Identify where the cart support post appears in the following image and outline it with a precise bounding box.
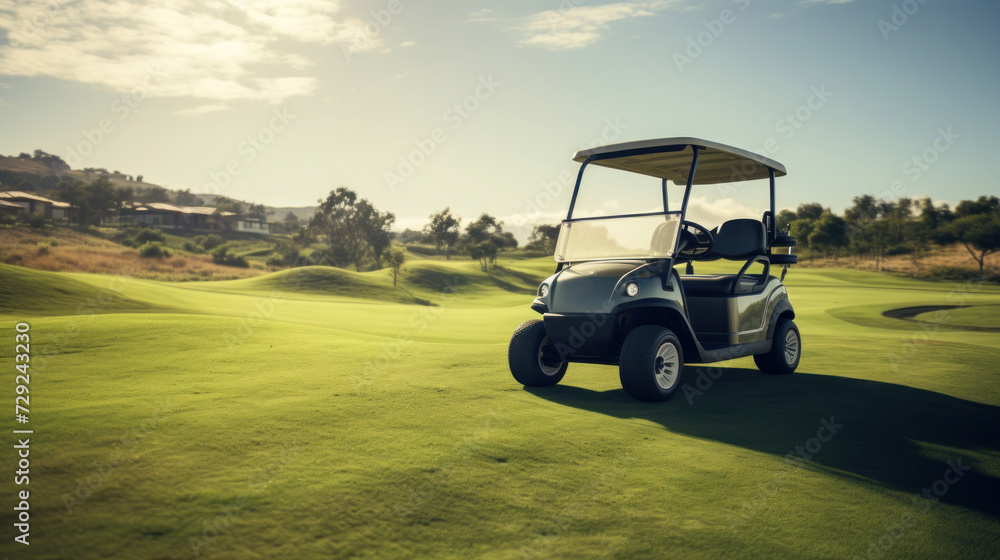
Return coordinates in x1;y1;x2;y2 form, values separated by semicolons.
680;146;700;219
566;157;592;220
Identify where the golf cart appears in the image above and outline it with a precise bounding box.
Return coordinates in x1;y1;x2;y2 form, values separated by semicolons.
508;137;800;401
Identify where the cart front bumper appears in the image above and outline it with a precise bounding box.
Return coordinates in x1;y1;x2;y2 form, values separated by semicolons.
542;312;617;362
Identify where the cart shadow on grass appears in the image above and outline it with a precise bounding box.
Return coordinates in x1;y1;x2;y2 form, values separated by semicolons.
526;367;1000;519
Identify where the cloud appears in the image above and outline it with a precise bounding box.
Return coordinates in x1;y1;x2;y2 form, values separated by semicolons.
175;103;230;117
0;0;384;104
508;1;684;50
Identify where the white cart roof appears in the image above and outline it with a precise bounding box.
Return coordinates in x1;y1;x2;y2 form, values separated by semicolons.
573;137;786;185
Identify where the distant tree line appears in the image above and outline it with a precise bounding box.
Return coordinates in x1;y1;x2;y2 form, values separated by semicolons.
778;195;1000;278
274;191;522;275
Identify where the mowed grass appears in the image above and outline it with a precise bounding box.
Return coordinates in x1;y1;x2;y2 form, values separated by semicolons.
1;259;999;559
913;305;1000;330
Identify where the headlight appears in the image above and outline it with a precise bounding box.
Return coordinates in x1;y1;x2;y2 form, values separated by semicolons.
624;282;639;297
538;283;549;298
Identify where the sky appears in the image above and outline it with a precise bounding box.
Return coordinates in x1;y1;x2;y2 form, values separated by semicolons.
0;0;997;238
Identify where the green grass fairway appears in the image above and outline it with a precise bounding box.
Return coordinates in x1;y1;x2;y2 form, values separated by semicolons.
913;305;1000;330
2;260;999;559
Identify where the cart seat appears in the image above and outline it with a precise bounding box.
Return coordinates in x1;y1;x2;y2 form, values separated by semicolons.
682;219;770;295
711;218;767;260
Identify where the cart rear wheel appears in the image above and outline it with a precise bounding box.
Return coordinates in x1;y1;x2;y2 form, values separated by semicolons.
754;318;800;374
619;326;684;402
508;320;567;386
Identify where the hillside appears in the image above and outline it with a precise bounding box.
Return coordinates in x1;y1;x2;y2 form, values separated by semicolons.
0;153;315;218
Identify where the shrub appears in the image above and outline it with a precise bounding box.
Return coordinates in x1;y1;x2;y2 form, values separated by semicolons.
138;242;171;259
211;245;248;268
134;228;165;244
201;234;224;251
266;239;302;268
181;241;203;253
266;254;284;267
926;266;979;281
28;214;46;229
36;242;51;255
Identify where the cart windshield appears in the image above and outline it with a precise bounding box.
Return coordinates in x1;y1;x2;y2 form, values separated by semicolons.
553;213;681;263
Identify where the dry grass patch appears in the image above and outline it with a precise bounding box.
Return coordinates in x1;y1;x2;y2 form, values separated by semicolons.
0;226;267;280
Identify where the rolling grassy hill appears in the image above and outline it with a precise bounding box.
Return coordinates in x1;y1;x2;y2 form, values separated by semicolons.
1;259;998;559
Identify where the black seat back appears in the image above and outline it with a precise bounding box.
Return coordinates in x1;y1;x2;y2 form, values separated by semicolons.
711;218;767;260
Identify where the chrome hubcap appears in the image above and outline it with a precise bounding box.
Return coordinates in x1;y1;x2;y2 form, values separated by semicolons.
538;337;561;376
784;329;799;366
654;342;680;390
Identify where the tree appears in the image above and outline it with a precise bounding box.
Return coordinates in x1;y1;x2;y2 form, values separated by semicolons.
266;238;302;268
56;178;92;225
55;177;118;226
527;224;560;253
115;186;134;211
284;212;300;228
307;187;367;271
86;177;119;225
776;209;798;231
789;218;815;250
386;244;406;286
355;199;395;269
32;149;69;172
175;189;204;206
844;195;894;270
247;203;269;221
214;197;244;217
395;229;424;244
795;202;826;222
464;213;515;272
955;195;999;218
142;186;171;203
137;175;144;183
807;213;848;259
944;213;1000;279
424;207;462;259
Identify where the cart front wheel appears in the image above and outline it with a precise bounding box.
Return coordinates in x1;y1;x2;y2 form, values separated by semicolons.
508;320;567;387
619;326;684;402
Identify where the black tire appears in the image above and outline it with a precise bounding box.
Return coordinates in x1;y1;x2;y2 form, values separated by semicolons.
753;317;801;374
508;320;567;387
619;326;684;402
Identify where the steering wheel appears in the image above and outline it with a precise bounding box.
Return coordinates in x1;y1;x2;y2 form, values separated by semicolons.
677;220;714;260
